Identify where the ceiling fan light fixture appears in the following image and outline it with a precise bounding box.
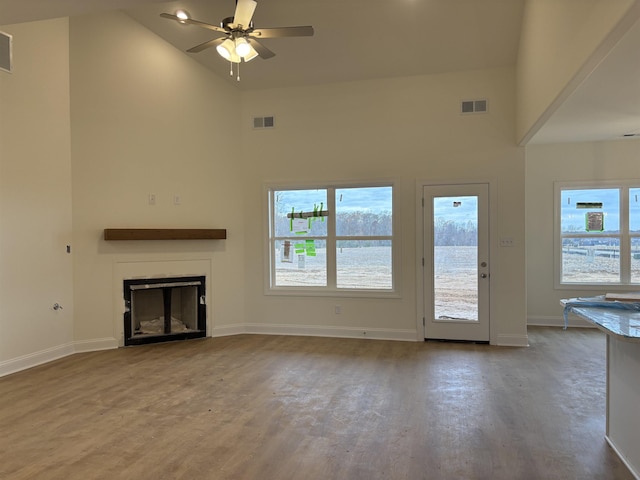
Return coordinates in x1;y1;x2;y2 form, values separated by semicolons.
175;10;190;23
235;37;251;57
216;38;236;60
242;44;259;62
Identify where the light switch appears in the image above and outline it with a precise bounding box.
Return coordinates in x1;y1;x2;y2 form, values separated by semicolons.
500;237;514;247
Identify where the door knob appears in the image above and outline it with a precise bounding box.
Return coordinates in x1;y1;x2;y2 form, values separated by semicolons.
480;273;488;278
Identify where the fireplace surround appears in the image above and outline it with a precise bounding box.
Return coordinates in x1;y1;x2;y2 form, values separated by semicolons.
123;275;206;346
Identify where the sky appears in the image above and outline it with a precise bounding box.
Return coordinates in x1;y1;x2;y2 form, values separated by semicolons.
274;186;392;215
433;196;478;224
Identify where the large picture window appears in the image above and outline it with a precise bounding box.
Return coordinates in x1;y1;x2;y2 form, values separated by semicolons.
267;183;396;294
556;182;640;286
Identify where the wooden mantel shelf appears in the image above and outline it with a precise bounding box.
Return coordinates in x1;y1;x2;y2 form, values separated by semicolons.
104;229;227;241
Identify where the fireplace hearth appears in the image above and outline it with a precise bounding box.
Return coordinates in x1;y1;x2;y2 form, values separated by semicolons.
123;275;206;346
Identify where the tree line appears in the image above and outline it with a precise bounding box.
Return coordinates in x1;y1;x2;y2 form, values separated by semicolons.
276;211;392;237
434;218;477;246
276;212;477;246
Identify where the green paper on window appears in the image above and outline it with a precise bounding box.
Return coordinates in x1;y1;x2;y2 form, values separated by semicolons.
295;243;305;254
305;239;316;257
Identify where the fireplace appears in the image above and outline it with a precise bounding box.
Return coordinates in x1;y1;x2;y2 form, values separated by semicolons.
123;275;206;346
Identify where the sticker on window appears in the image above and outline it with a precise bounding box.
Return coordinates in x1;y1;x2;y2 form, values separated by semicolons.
585;212;604;232
577;202;603;209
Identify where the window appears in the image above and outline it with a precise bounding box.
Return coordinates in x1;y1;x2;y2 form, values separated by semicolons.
267;183;396;294
556;182;640;286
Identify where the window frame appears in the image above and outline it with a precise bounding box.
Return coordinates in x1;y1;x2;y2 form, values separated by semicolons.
555;180;640;290
264;180;400;298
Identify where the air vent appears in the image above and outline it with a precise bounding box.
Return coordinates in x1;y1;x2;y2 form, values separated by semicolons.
460;99;488;115
0;31;12;73
253;115;275;129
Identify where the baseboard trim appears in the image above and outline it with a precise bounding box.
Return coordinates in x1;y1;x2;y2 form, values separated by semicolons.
74;337;118;353
606;435;640;480
9;322;540;377
0;342;75;377
528;315;594;328
211;324;247;337
244;323;418;341
496;333;529;347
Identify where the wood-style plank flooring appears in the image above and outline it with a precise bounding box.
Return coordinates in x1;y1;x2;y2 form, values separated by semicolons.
0;327;633;479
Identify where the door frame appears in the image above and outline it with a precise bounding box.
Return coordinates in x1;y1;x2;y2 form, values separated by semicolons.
415;178;498;344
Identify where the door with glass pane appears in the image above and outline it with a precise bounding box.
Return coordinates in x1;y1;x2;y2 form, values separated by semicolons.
423;184;489;342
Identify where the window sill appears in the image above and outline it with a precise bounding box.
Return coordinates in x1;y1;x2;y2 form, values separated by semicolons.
265;287;401;299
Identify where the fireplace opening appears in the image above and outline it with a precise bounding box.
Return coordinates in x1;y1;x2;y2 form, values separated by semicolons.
123;275;206;346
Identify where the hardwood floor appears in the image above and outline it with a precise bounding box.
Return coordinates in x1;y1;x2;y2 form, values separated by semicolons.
0;327;633;479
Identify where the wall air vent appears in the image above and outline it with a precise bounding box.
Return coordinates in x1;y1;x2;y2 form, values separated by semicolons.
460;99;488;115
253;115;275;129
0;31;12;73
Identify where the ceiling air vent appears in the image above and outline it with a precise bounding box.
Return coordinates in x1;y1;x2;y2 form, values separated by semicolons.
460;99;488;115
253;115;275;129
0;31;12;73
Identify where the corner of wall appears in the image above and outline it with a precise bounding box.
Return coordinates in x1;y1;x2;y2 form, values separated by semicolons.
516;0;640;144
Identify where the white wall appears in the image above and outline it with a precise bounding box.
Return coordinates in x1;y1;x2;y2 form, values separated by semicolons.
69;12;246;347
0;18;75;374
0;11;529;376
526;139;640;325
241;67;527;345
516;0;638;144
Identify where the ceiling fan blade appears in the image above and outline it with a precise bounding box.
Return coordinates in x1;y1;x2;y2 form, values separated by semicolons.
187;37;226;54
250;26;314;38
160;13;227;34
232;0;257;29
247;38;275;59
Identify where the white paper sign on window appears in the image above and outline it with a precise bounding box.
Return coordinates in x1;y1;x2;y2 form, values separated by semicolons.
291;218;308;234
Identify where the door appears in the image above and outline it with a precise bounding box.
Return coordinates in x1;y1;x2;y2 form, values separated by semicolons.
423;183;490;342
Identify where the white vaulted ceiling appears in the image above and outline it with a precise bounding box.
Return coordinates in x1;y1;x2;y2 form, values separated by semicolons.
1;0;526;91
3;0;640;144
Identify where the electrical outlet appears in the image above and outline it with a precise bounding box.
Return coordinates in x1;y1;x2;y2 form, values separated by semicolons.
335;305;342;314
174;195;181;205
148;193;156;205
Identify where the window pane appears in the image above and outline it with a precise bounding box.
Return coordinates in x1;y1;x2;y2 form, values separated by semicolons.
560;189;619;233
433;196;478;246
434;246;478;321
336;240;392;289
561;237;620;283
630;188;640;233
632;237;640;283
273;189;327;237
336;186;392;236
274;239;326;286
433;196;478;321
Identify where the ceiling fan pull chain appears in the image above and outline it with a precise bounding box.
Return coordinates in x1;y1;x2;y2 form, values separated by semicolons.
237;61;241;81
229;60;233;77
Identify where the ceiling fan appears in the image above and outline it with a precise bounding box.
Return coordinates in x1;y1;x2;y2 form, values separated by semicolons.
161;0;313;79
